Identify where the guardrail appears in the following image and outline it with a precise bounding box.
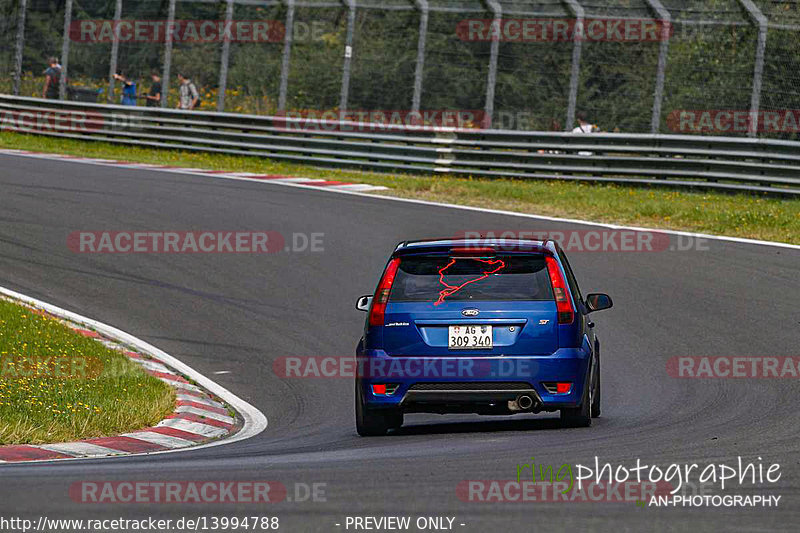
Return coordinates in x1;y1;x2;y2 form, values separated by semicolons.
2;95;799;196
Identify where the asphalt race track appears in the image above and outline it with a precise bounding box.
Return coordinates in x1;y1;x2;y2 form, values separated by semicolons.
0;153;799;532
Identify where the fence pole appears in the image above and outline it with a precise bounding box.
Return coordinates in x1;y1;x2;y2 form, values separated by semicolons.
161;0;176;107
107;0;123;104
217;0;235;112
411;0;429;113
59;0;74;100
560;0;584;130
339;0;356;113
12;0;27;96
278;0;295;111
737;0;768;138
644;0;670;133
483;1;501;129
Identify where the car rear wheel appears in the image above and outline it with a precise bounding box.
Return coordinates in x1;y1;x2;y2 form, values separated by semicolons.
591;353;601;418
560;359;595;428
355;381;403;436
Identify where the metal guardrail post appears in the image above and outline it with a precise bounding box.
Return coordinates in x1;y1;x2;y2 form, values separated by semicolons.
644;0;670;134
217;0;235;112
161;0;177;107
339;0;357;113
59;0;73;100
411;0;429;113
278;0;296;111
560;0;584;131
12;0;27;96
737;0;768;138
107;0;123;104
483;1;501;128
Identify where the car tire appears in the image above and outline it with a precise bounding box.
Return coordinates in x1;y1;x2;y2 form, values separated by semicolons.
355;380;403;436
591;349;601;418
560;360;594;428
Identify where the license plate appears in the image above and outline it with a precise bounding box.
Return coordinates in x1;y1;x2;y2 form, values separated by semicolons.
448;325;493;349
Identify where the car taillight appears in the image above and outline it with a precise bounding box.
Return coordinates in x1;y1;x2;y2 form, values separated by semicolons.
369;257;401;326
545;256;575;324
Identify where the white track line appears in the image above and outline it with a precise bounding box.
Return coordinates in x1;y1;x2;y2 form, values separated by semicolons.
159;167;208;173
201;169;800;250
2;149;794;250
330;183;388;191
340;196;800;251
0;285;268;463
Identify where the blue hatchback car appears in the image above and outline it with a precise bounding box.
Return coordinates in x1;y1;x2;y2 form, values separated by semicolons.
354;239;613;435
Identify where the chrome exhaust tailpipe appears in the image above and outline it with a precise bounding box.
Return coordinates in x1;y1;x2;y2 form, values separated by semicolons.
508;394;538;412
517;395;534;410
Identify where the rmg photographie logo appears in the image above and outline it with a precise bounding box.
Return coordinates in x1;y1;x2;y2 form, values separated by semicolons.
459;456;782;506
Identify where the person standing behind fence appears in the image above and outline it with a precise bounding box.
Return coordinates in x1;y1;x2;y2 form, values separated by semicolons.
144;71;162;107
572;111;598;134
572;111;599;156
41;57;62;100
113;72;137;106
176;73;200;110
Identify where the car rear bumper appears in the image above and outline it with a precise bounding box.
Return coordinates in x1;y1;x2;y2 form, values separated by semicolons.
356;346;591;413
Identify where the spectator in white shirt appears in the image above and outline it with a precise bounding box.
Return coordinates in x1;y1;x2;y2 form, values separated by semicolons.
571;111;598;155
572;111;597;133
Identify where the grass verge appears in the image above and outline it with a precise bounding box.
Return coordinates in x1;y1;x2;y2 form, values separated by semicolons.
0;298;175;445
1;131;798;244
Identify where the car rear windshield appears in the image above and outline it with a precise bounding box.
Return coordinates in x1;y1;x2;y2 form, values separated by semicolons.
389;254;553;303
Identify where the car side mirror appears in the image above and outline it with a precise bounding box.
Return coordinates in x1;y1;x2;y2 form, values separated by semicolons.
356;295;373;312
585;293;613;313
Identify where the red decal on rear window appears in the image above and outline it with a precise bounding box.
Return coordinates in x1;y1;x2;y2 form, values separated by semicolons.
435;258;506;306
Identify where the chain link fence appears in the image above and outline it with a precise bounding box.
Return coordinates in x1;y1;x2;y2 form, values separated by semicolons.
2;0;800;138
